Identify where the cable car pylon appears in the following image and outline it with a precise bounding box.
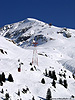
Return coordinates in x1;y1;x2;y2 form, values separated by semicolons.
32;39;38;66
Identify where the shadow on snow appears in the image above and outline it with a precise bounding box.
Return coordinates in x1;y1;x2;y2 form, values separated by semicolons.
38;96;46;100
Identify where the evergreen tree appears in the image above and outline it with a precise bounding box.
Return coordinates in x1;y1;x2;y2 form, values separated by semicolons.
0;74;3;86
5;93;10;100
32;96;35;100
2;72;5;82
63;73;66;78
45;69;47;76
30;62;32;66
0;74;2;82
52;79;56;88
18;89;20;96
72;74;75;79
30;67;34;71
8;74;14;82
46;88;52;100
59;72;62;77
59;78;62;85
51;70;55;78
54;74;57;80
0;81;3;86
48;70;51;78
63;80;68;88
1;88;4;93
51;71;57;80
41;78;45;84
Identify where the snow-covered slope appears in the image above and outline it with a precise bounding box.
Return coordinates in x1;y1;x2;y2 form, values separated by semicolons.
0;18;75;99
0;18;75;73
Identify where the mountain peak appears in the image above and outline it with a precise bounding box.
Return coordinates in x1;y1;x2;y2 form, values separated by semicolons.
27;18;39;21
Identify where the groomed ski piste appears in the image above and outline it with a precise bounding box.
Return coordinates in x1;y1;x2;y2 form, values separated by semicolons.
0;18;75;100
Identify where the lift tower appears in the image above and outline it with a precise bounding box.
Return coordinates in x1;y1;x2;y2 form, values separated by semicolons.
32;40;38;66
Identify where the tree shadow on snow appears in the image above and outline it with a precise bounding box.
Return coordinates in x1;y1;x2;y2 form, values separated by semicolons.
38;96;46;100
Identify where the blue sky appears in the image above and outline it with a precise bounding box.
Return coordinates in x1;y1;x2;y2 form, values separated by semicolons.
0;0;75;29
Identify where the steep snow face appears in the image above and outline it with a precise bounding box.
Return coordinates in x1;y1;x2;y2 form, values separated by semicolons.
0;18;75;99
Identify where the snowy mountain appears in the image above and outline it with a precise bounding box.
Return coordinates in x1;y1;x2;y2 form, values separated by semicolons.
0;18;75;100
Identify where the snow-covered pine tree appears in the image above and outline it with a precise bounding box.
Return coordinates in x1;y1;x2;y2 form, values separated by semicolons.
0;74;2;82
51;70;57;80
63;79;68;88
59;78;62;85
5;93;10;100
52;79;56;88
63;73;66;78
8;74;14;82
32;96;35;100
2;72;5;82
1;88;4;93
46;88;52;100
45;69;47;76
18;89;20;96
41;78;45;84
48;70;51;78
